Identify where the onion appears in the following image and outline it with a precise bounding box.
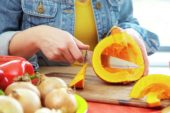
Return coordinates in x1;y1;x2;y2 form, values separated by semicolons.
51;109;63;113
34;108;51;113
37;75;67;99
0;96;23;113
45;88;77;113
35;108;62;113
5;82;40;97
8;88;41;113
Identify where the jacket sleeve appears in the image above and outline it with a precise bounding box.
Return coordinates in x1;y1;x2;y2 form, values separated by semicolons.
0;0;39;70
0;0;22;55
117;0;160;55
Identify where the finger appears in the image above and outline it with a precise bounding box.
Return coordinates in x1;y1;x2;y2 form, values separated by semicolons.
62;49;75;64
56;56;67;62
125;29;149;75
141;48;149;75
111;26;123;35
136;39;149;75
66;33;88;62
66;32;89;50
137;38;149;75
68;43;84;63
45;49;66;62
74;38;90;50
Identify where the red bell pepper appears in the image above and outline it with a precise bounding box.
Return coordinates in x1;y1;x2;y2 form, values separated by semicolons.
0;56;26;64
0;56;35;90
0;70;9;90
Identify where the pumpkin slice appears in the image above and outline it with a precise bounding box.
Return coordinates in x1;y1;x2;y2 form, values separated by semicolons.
145;92;161;107
130;74;170;107
69;63;88;89
92;27;144;83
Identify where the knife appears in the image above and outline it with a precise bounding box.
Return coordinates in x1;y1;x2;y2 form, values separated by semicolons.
108;56;139;69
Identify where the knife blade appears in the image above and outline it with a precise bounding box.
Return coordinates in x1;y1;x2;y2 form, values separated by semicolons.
108;56;139;69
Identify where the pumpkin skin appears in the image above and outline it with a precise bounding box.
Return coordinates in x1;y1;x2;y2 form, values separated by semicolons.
130;74;170;107
92;27;144;83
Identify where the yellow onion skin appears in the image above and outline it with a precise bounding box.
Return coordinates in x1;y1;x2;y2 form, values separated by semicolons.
45;88;77;113
8;88;41;113
0;96;24;113
38;76;67;100
5;82;40;97
35;108;62;113
35;108;52;113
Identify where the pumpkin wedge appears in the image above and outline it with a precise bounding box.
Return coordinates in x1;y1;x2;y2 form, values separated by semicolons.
92;27;144;83
130;74;170;107
69;63;88;89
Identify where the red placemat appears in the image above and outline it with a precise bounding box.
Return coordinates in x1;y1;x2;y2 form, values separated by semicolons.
87;102;161;113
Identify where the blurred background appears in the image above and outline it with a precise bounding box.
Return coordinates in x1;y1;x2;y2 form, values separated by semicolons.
133;0;170;68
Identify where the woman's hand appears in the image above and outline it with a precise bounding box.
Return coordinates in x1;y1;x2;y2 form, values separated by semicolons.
34;25;89;63
125;28;149;75
9;25;89;64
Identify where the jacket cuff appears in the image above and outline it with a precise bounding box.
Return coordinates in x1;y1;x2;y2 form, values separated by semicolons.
0;31;17;55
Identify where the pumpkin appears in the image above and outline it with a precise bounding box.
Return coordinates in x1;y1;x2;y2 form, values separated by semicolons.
69;63;88;89
130;74;170;107
92;27;144;83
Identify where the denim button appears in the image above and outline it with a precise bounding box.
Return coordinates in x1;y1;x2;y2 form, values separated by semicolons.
96;2;102;9
37;1;44;14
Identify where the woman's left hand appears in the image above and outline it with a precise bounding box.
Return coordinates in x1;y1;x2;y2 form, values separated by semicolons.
125;28;149;75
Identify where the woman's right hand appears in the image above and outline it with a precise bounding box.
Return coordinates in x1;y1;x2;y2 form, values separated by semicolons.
10;25;89;64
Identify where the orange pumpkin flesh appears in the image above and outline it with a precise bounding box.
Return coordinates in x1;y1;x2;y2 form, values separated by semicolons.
69;63;88;89
92;27;144;83
130;74;170;107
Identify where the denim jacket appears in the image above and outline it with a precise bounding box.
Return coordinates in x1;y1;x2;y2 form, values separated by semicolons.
0;0;160;67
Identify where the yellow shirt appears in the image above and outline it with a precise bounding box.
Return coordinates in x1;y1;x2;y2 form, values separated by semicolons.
74;0;98;50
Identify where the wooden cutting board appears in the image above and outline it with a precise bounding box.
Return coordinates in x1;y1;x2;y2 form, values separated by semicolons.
39;66;170;108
